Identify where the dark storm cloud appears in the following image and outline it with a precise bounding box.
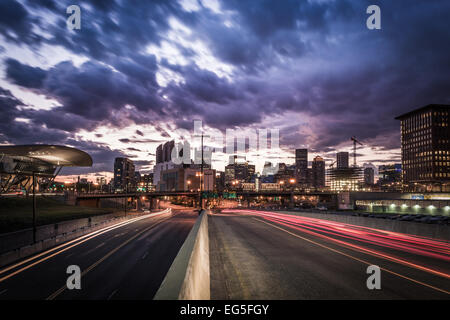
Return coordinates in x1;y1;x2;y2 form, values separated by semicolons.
0;1;41;44
180;65;241;104
133;160;154;166
0;87;128;174
38;0;182;61
5;59;46;88
0;87;67;144
0;0;449;171
5;58;164;131
28;109;98;133
61;138;128;174
119;138;163;144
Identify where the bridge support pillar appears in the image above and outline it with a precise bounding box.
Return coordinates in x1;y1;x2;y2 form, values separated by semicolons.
150;197;160;210
149;197;158;210
136;197;142;210
289;193;294;209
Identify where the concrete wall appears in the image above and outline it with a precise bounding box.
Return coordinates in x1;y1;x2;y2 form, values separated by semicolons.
154;210;210;300
0;211;126;254
0;209;172;267
279;211;450;241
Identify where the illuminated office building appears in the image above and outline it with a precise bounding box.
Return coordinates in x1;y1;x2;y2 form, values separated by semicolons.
395;104;449;192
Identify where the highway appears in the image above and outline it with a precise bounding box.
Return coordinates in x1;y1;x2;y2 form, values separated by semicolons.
210;209;450;299
0;210;197;300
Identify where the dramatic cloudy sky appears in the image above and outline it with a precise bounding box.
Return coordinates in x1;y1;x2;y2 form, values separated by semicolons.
0;0;449;180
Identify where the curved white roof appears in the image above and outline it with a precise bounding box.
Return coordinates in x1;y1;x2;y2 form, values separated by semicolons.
0;145;92;167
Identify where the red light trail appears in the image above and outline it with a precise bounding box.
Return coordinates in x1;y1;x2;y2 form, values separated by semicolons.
222;209;450;281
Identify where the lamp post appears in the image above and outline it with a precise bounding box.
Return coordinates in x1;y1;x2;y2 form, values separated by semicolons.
289;178;296;209
32;171;37;243
200;133;204;211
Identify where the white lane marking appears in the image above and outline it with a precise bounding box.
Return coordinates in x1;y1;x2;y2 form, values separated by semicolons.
65;253;74;259
0;210;172;281
46;214;175;300
96;242;105;248
113;232;127;238
141;251;148;260
107;289;118;300
0;289;7;295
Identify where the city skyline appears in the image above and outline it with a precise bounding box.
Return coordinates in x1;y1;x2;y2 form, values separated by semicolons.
0;1;449;304
1;1;450;181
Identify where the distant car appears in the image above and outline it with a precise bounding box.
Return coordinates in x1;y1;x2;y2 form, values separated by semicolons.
143;209;151;213
387;215;400;220
317;206;328;211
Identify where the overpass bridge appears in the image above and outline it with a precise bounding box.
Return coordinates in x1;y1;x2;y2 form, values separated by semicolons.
70;191;337;210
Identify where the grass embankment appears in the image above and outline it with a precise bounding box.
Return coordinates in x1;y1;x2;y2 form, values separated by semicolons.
0;196;117;234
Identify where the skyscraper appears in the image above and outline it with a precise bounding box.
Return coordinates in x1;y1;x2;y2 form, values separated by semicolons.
295;149;308;185
163;140;175;162
364;167;375;185
154;140;176;189
224;156;256;187
156;144;163;164
395;104;450;192
114;157;135;192
337;152;349;169
312;156;325;189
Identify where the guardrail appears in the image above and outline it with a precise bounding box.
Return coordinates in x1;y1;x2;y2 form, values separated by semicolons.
154;210;210;300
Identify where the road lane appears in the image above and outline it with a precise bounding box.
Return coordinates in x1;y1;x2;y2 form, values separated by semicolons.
210;210;450;299
56;212;196;300
0;210;197;300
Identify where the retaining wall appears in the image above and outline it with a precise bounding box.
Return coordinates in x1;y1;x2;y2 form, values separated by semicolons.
0;209;172;267
279;211;450;241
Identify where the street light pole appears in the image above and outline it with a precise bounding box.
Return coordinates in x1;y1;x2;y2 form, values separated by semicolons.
200;133;204;211
32;171;36;243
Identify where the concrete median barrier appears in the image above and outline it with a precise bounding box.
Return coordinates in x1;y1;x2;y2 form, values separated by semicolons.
154;210;210;300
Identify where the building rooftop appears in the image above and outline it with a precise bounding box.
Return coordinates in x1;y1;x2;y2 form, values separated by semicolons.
395;104;450;120
0;145;92;167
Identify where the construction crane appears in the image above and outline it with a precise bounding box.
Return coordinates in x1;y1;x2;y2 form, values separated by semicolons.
350;136;363;167
329;160;337;168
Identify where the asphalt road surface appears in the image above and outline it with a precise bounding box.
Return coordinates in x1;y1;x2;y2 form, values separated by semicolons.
0;210;197;300
210;209;450;299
